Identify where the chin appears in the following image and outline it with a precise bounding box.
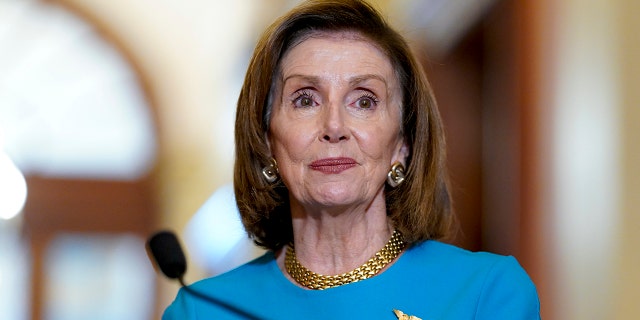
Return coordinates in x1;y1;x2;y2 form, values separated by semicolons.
311;186;367;207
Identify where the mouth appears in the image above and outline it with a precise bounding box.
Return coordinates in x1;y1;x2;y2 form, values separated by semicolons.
309;157;357;174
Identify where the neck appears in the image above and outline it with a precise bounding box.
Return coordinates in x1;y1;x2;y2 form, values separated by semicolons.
287;197;394;276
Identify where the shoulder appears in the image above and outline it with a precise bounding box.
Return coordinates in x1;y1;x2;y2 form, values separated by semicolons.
406;241;527;276
407;240;536;288
409;240;504;264
402;241;540;319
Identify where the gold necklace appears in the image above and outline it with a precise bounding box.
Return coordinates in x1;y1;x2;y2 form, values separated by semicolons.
285;230;406;290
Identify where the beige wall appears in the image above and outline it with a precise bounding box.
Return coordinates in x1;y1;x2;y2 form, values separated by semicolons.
616;0;640;317
549;0;640;318
60;0;250;228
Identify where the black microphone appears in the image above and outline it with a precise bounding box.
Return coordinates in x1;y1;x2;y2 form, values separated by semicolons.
146;230;261;319
147;230;188;285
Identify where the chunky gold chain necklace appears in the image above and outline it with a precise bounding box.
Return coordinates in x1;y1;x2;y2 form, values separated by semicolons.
285;230;406;290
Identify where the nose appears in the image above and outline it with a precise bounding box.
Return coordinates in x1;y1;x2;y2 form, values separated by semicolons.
320;103;349;143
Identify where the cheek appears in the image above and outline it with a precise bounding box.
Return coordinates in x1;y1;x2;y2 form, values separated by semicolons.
269;126;312;161
357;124;402;158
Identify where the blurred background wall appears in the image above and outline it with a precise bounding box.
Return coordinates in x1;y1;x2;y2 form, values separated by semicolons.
0;0;638;319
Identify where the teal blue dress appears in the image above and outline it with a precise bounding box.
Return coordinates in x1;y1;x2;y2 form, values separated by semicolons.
163;241;540;319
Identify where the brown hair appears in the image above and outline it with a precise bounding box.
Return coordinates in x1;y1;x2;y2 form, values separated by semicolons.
234;0;452;251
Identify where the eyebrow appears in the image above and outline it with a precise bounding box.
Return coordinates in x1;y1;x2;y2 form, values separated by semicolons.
282;74;321;87
348;74;388;87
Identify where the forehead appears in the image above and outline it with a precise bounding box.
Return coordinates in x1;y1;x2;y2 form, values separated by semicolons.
278;31;397;82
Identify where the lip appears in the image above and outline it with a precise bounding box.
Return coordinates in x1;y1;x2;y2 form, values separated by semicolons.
309;157;357;174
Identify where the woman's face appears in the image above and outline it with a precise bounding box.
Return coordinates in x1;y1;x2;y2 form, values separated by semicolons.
268;33;408;212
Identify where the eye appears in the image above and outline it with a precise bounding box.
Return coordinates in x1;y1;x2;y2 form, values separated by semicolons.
292;90;317;108
354;94;379;109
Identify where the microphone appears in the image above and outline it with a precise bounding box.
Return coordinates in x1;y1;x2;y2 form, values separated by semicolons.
146;230;261;319
147;230;188;285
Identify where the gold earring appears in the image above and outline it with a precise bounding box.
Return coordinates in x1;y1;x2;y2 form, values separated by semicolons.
387;162;405;187
262;158;279;183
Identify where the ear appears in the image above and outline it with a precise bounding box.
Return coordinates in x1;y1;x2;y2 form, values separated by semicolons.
393;138;410;166
265;132;273;155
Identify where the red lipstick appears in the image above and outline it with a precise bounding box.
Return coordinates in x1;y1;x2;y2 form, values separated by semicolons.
309;157;357;174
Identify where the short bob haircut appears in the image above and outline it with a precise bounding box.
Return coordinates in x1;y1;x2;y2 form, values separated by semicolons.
234;0;452;251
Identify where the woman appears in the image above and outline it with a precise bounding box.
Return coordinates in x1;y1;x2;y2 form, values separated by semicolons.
164;0;540;319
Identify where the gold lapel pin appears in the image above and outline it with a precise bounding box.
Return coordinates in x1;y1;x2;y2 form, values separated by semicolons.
393;309;422;320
